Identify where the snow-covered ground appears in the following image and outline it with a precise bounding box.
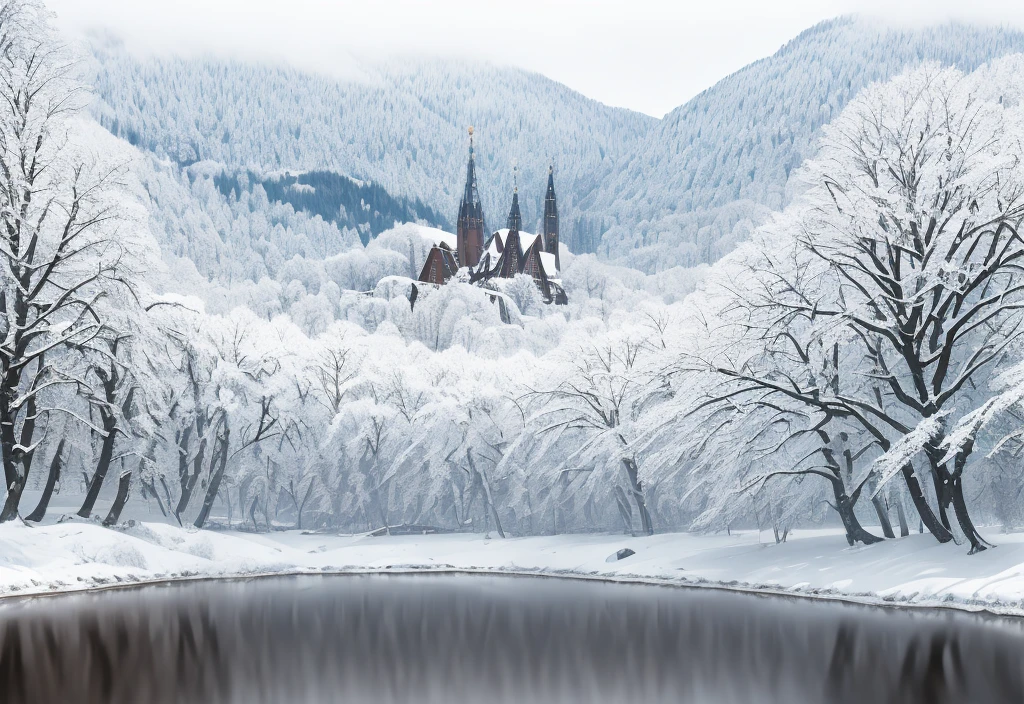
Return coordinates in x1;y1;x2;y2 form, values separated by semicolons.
5;519;1024;614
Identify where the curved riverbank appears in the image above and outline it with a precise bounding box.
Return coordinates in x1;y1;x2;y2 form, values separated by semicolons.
4;520;1024;617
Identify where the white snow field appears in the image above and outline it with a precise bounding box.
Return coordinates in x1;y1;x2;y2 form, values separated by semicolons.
5;520;1024;615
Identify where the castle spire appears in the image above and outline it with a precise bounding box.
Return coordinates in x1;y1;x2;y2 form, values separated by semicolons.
456;126;486;269
506;162;522;231
543;162;559;271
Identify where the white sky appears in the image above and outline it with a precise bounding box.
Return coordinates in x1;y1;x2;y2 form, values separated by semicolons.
47;0;1024;118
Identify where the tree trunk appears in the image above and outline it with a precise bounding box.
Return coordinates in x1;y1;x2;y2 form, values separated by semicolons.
296;478;316;531
194;426;229;529
836;492;883;545
943;438;991;554
466;450;504;538
78;412;117;518
143;479;169;518
175;423;206;522
25;440;65;522
171;424;192;523
0;471;25;522
929;468;953;531
895;498;910;537
0;395;18;499
248;495;259;530
871;495;896;539
621;458;653;536
900;463;953;543
0;393;35;522
949;477;991;554
159;478;175;519
102;466;133;527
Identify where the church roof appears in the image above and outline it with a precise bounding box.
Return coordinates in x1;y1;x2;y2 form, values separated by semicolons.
482;229;559;278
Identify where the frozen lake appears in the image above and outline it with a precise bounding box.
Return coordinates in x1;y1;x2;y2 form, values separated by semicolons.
1;574;1022;703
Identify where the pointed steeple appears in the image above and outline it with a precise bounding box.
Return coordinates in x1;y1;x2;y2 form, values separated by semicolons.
506;163;522;231
456;126;486;269
543;163;559;271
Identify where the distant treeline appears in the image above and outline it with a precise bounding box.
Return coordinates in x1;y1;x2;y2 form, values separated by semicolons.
216;170;450;245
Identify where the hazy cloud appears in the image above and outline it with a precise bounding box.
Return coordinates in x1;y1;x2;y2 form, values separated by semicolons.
47;0;1024;117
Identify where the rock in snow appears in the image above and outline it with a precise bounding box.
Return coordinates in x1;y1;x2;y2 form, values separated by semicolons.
606;548;636;563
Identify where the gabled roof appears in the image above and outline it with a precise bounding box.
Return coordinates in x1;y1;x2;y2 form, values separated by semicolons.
417;241;460;285
480;229;558;278
495;228;523;278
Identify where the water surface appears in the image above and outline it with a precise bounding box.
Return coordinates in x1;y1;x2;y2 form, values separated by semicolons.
0;574;1022;703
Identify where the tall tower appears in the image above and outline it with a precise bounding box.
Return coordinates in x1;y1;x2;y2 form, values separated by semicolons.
506;164;522;231
543;164;559;271
456;126;486;269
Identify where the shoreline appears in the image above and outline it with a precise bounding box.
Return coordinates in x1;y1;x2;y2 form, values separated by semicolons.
4;561;1024;621
5;521;1024;618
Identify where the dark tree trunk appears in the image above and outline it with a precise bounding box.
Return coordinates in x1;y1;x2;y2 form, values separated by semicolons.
194;426;229;529
78;411;117;519
900;463;953;543
0;471;24;522
103;467;133;527
0;395;18;497
831;481;882;546
930;467;953;531
949;479;991;554
945;438;991;554
25;440;65;522
820;425;878;546
871;495;896;539
0;390;37;522
171;424;192;523
175;420;206;522
248;495;259;530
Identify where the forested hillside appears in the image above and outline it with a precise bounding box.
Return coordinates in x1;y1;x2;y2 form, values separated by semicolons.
593;18;1024;271
218;170;449;245
89;18;1024;270
89;46;653;254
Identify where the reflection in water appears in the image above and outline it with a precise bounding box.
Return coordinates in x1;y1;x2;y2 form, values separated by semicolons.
0;574;1022;703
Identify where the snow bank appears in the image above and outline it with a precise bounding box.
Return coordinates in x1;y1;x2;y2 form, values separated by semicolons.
4;522;1024;614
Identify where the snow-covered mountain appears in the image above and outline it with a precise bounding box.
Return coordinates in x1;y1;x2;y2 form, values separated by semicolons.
592;17;1024;271
89;17;1024;272
89;46;654;255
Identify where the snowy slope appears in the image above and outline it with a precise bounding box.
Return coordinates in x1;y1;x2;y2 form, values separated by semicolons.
592;18;1024;271
5;522;1024;615
88;46;654;255
88;18;1024;271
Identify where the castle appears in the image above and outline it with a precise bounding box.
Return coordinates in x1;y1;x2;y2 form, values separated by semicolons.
417;127;567;306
